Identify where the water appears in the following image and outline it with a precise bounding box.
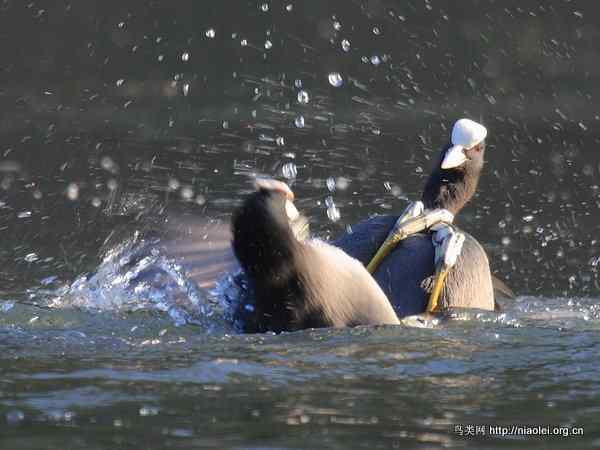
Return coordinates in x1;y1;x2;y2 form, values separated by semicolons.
1;0;600;448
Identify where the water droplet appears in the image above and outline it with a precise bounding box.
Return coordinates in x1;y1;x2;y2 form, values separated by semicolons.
501;236;511;246
297;90;309;104
294;79;302;89
341;39;351;52
264;40;272;49
181;52;190;62
294;116;305;128
100;156;117;173
91;197;102;208
24;253;39;263
222;121;229;129
333;21;341;31
180;185;194;200
522;215;534;222
286;4;293;11
182;83;190;96
118;22;125;28
139;406;159;417
260;3;269;12
168;178;180;191
116;79;124;87
195;194;206;205
205;28;215;39
373;26;381;35
276;136;285;146
282;162;297;179
327;205;341;222
240;39;248;47
107;179;118;191
336;177;350;191
370;55;381;65
326;177;336;191
328;72;343;87
17;211;32;219
66;183;79;200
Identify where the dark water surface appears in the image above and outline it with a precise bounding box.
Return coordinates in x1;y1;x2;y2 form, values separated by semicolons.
1;0;600;448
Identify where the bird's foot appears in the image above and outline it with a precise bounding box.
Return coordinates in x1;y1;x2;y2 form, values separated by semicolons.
426;225;465;313
366;206;455;273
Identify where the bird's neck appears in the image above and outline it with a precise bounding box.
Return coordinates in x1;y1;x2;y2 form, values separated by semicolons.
232;192;298;283
421;167;480;215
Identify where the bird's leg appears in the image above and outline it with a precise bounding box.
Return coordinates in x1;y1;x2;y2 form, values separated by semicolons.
426;225;465;313
366;203;454;273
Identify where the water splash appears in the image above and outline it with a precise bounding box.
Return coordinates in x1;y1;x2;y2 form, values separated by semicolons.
50;233;228;330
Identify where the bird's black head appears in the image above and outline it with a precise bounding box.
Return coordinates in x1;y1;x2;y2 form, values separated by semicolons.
421;140;486;215
231;180;298;281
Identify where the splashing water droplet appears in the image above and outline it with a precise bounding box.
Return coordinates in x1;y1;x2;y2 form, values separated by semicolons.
195;194;206;205
336;177;350;191
276;136;285;146
24;253;39;263
341;39;351;52
168;178;180;191
264;40;272;49
333;21;341;30
294;116;305;128
282;162;297;179
260;3;269;12
1;302;15;313
116;79;124;87
205;28;215;39
326;177;336;192
373;26;381;35
107;179;118;191
181;52;190;62
328;72;343;87
66;183;79;200
180;185;194;200
182;83;190;96
240;39;248;47
327;205;341;222
297;90;309;104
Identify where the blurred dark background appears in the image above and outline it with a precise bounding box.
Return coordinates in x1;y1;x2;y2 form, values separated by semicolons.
0;0;598;297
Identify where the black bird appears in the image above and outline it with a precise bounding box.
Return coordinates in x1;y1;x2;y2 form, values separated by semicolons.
231;179;400;333
334;119;510;317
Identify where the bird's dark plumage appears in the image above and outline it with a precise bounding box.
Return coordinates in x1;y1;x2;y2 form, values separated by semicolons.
334;139;502;315
232;185;399;333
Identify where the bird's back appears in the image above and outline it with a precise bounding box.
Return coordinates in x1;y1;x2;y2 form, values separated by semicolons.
333;215;495;316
